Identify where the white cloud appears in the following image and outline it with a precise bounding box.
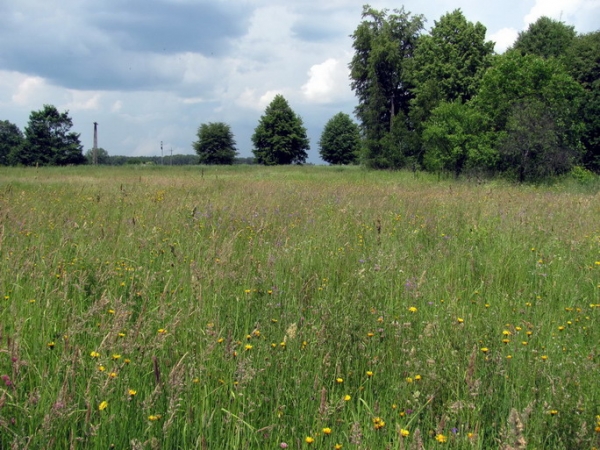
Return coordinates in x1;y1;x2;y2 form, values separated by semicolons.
11;75;46;105
236;88;281;111
489;27;519;53
524;0;600;28
302;58;351;104
63;90;101;111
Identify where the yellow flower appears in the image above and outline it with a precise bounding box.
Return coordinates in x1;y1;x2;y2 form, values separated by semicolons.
334;445;342;450
128;389;137;396
109;372;117;378
480;347;489;354
98;401;108;411
112;354;121;360
502;330;511;336
435;434;447;443
322;427;332;435
148;414;161;421
541;355;548;361
408;306;417;313
90;351;100;358
366;371;374;377
367;332;374;337
107;309;115;314
457;317;464;323
98;365;106;372
405;377;413;383
47;342;55;349
336;377;343;384
344;395;351;401
305;436;315;444
414;374;422;381
244;344;253;351
372;417;385;429
549;410;558;416
400;429;410;437
158;328;167;334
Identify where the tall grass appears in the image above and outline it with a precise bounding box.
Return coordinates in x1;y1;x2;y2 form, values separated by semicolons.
0;165;598;449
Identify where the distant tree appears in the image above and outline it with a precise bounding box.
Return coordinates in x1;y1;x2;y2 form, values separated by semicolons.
252;95;309;165
512;16;576;59
85;147;110;165
13;105;85;166
0;120;24;165
422;101;497;177
349;5;425;168
319;113;361;165
193;122;237;165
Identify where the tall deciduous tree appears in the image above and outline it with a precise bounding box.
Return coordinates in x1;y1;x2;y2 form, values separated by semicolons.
319;112;361;165
349;5;424;168
411;10;494;126
512;16;576;59
0;120;23;165
252;95;309;165
193;122;238;165
15;105;84;166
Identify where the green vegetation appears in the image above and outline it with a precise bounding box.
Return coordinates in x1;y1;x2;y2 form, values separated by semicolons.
1;165;598;449
193;122;238;165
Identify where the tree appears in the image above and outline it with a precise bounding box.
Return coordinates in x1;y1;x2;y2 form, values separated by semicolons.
13;105;85;166
252;95;309;165
349;5;424;168
193;122;237;165
499;100;576;182
0;120;23;165
410;10;494;126
422;101;497;177
319;112;361;165
512;16;576;59
85;147;110;165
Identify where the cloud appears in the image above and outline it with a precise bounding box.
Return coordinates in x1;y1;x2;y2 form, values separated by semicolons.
302;58;351;104
11;76;46;105
524;0;600;29
236;88;281;111
488;27;520;53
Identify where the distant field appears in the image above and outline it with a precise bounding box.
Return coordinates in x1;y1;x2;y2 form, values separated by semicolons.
0;165;599;449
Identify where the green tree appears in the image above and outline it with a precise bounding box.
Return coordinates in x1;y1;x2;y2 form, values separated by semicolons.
85;147;110;165
474;53;584;179
422;101;497;177
14;105;85;166
564;31;600;172
411;10;494;126
319;112;361;165
252;95;309;165
349;5;424;168
512;16;576;59
193;122;238;165
0;120;23;165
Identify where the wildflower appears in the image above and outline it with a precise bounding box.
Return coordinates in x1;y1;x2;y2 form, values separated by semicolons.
158;328;167;334
405;377;413;383
457;317;464;323
90;351;100;358
322;427;332;435
549;410;558;416
124;358;131;364
244;344;253;351
109;372;117;378
280;443;288;449
148;414;161;421
98;401;108;411
366;371;373;377
435;434;447;443
541;355;548;361
47;342;55;349
344;395;351;401
305;436;315;444
336;377;344;384
502;330;511;336
107;309;115;314
367;332;375;338
400;429;410;437
502;339;510;344
217;337;224;343
112;354;121;360
372;417;385;429
280;342;286;348
334;445;343;450
408;306;417;313
480;347;489;354
98;365;106;372
506;355;512;360
128;389;137;396
414;374;422;381
118;332;126;337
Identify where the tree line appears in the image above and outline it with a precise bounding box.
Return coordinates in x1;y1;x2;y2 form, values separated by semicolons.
2;8;598;182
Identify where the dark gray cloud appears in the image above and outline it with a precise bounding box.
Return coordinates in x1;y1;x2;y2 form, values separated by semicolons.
0;0;252;91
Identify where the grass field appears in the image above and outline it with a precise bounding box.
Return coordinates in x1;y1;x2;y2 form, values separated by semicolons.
0;165;599;449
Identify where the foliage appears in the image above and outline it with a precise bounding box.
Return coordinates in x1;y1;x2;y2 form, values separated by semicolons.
319;112;361;165
512;16;576;59
193;122;238;165
349;5;424;168
422;101;497;176
85;147;110;165
410;10;494;126
12;105;85;166
252;95;309;165
0;120;23;165
0;166;598;449
498;99;577;182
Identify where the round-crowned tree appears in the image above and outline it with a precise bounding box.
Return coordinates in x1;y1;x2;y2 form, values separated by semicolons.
252;95;309;165
193;122;238;165
319;112;361;165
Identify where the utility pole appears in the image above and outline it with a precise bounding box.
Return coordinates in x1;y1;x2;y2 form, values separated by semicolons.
93;122;98;165
161;141;163;165
170;147;173;166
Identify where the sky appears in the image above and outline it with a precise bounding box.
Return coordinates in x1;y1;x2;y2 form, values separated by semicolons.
1;0;598;163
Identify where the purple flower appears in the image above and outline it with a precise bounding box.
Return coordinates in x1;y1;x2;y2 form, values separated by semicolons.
1;374;12;387
451;427;459;434
280;443;288;448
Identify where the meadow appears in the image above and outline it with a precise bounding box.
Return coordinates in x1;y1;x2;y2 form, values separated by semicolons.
0;165;598;449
